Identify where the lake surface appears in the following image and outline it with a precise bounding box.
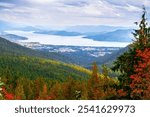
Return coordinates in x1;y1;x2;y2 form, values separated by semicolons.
5;30;130;47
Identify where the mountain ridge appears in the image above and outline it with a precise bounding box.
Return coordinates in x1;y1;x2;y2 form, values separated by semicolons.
84;29;133;42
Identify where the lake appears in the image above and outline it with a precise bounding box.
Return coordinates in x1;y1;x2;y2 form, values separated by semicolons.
5;30;130;47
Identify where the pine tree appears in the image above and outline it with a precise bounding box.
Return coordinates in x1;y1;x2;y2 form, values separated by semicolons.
49;81;63;99
132;7;150;49
15;84;26;100
102;64;110;78
87;63;104;99
23;79;34;100
34;77;45;99
112;7;150;99
38;84;49;100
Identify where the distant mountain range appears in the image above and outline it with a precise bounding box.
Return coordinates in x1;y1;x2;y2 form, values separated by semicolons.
0;20;134;42
0;20;41;31
84;29;133;42
33;29;133;43
65;25;131;33
34;29;133;42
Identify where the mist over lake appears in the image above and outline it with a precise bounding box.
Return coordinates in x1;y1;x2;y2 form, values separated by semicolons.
5;30;130;47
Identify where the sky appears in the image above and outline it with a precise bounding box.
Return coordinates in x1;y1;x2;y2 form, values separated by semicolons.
0;0;150;28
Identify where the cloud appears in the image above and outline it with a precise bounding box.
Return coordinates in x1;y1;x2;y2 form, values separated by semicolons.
61;0;89;7
0;2;15;10
0;0;149;27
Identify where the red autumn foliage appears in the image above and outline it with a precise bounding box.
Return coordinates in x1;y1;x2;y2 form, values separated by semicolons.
2;87;14;100
130;48;150;99
117;89;127;97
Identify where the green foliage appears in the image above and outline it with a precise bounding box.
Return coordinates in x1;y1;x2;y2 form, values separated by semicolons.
0;60;119;100
132;7;150;49
112;7;150;99
0;56;90;81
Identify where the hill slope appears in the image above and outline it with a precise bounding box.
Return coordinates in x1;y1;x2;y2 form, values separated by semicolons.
95;46;129;66
84;29;133;42
0;37;73;63
0;56;91;81
0;37;91;81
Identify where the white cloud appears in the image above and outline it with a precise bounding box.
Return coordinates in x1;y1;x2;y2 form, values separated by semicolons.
0;0;149;27
0;2;15;8
125;4;141;12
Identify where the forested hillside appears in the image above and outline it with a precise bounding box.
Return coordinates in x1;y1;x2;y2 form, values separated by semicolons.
0;38;118;100
0;56;91;81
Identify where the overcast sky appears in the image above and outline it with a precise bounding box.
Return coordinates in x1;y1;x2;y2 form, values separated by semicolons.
0;0;150;27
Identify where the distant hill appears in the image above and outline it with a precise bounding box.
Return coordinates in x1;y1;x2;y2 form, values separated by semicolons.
18;26;41;31
0;37;73;63
34;30;81;36
84;29;133;42
65;25;130;33
0;34;28;41
95;46;129;66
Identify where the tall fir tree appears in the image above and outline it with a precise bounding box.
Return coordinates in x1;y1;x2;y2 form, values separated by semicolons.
15;83;25;100
88;63;104;99
38;84;49;100
112;7;150;99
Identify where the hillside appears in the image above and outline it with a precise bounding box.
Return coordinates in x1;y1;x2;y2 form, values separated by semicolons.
0;37;73;63
0;56;91;81
0;37;91;80
0;34;28;41
84;29;133;42
95;46;129;66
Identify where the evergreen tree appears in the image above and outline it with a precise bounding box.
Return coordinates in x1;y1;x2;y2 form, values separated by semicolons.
88;63;104;99
132;7;150;49
49;81;63;100
15;83;26;100
34;77;45;99
24;79;34;100
38;84;49;100
112;7;150;99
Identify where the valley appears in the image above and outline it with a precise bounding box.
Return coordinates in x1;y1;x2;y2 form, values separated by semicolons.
19;43;121;68
0;29;131;68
